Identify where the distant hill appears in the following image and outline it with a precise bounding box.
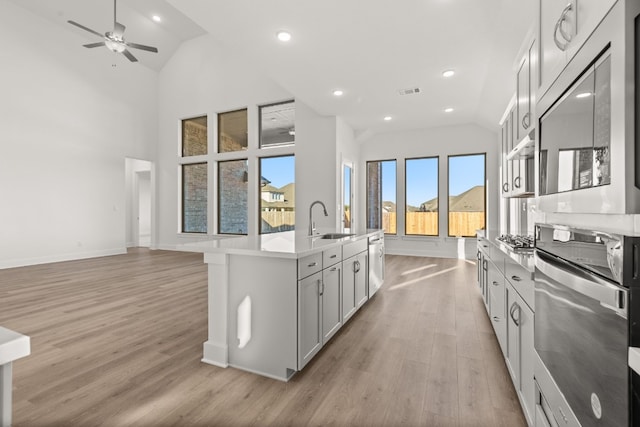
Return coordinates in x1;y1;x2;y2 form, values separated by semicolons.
419;185;484;212
382;201;396;212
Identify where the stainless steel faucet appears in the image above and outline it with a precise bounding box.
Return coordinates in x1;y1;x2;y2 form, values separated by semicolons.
308;200;328;236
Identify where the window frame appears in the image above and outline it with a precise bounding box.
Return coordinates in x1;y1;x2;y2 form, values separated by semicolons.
181;162;208;234
258;100;296;149
447;152;486;237
404;156;439;237
217;108;248;153
217;158;249;235
258;154;296;235
365;159;397;236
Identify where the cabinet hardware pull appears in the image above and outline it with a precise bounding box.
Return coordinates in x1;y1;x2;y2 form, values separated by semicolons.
483;260;488;271
511;275;522;282
493;316;500;322
330;267;337;272
513;176;521;189
492;281;499;286
308;262;318;267
553;3;573;51
503;182;509;193
522;112;530;129
318;280;324;296
510;302;521;326
330;254;337;258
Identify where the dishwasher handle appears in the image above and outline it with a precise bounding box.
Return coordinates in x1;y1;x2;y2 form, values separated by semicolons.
535;249;627;315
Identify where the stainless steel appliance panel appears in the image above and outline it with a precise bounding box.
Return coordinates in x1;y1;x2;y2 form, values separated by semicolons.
535;224;629;427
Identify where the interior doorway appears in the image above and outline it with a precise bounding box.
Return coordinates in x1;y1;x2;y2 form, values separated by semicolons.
125;158;153;248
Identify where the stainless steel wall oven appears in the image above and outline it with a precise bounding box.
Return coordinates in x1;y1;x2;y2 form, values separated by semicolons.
534;223;640;426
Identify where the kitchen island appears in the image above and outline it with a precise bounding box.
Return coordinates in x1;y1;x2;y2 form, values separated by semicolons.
182;229;384;381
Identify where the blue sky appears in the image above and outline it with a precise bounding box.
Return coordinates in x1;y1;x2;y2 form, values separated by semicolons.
259;153;485;204
381;154;485;206
261;155;294;188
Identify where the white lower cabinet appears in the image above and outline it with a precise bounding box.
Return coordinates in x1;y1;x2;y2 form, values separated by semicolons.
322;264;342;342
298;271;322;369
343;251;368;322
506;282;535;426
488;261;507;354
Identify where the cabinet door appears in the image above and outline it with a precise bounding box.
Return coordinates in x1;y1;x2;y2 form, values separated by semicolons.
354;252;368;308
509;109;521;194
342;257;357;322
501;123;510;197
488;262;507;355
570;0;617;60
519;294;536;425
298;271;322;369
516;39;534;142
322;264;342;343
539;0;575;91
506;284;520;388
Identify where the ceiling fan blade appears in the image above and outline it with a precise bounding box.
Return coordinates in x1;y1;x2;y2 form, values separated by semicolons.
122;49;138;62
113;22;126;38
68;20;104;38
126;42;158;53
83;42;105;48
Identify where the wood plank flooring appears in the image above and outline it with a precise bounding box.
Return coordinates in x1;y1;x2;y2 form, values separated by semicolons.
0;249;526;426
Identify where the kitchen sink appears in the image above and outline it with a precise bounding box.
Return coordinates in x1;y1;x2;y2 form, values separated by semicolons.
317;233;354;239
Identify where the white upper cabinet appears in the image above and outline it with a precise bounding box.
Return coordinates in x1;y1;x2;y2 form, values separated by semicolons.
539;0;617;95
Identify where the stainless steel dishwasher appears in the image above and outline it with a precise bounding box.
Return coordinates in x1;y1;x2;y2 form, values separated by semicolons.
368;234;384;297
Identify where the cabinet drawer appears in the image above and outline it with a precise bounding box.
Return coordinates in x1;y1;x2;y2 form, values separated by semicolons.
298;252;322;279
343;239;367;259
505;257;534;309
323;246;342;268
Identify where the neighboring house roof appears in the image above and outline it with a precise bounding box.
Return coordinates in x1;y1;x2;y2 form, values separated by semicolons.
262;182;295;209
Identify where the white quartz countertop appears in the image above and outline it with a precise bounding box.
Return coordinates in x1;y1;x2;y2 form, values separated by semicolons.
0;327;30;365
180;229;384;259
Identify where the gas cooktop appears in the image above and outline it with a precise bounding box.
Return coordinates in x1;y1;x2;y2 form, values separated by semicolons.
496;234;534;252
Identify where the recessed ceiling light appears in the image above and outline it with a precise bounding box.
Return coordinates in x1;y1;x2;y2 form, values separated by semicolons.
152;15;161;23
276;31;292;42
333;89;344;97
444;107;454;113
383;116;392;121
442;69;455;78
575;92;592;98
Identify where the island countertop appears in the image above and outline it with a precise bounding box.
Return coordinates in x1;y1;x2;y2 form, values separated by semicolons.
180;229;384;259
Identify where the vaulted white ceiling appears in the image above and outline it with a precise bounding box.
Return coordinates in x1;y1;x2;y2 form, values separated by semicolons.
8;0;537;138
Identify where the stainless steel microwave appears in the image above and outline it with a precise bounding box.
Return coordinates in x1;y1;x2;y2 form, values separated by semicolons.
535;0;640;214
539;49;611;196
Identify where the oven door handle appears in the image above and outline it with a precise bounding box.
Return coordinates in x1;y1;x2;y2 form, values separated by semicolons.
535;249;627;315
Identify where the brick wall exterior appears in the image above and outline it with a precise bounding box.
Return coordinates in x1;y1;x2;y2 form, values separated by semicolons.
219;160;248;234
182;163;208;233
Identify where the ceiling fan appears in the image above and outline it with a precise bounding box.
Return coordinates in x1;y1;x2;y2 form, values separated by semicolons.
67;0;158;62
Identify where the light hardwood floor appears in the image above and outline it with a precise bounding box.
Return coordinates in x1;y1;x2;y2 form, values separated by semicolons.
0;249;526;426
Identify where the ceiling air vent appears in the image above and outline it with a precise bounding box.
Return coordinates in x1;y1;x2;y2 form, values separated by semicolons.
398;87;421;96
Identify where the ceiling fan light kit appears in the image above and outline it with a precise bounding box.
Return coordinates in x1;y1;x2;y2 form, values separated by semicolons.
67;0;158;63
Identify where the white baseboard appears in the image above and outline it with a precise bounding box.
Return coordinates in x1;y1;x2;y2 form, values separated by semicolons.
0;248;126;270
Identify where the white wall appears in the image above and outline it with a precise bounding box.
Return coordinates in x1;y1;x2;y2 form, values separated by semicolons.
0;1;158;268
360;124;499;259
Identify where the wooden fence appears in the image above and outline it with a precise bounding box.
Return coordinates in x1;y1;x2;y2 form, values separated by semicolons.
261;210;484;237
382;212;484;236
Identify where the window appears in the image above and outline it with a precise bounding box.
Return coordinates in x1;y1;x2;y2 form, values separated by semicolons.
182;163;208;233
259;155;295;234
366;160;397;234
448;153;486;237
182;116;207;156
218;159;248;234
405;157;438;236
181;116;208;233
259;101;295;148
218;109;248;153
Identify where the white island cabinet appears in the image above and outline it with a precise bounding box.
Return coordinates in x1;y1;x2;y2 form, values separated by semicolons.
182;230;384;381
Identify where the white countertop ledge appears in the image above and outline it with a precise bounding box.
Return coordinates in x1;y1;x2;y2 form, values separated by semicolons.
0;327;31;365
179;229;383;259
629;347;640;375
